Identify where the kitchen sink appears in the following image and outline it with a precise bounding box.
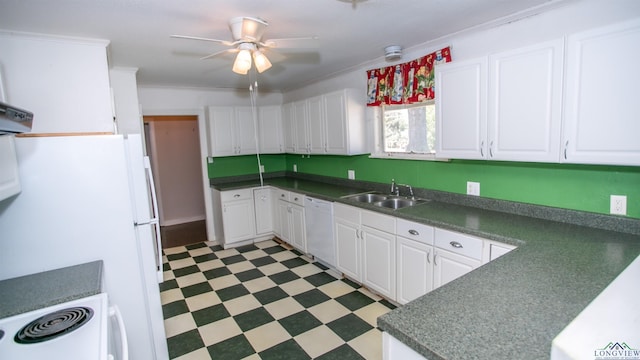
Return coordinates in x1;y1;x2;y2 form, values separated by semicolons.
373;198;424;209
342;191;428;209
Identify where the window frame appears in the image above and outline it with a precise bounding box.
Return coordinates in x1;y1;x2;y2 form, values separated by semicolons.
370;100;446;161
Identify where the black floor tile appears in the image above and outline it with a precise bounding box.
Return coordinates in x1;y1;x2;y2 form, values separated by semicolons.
268;270;300;285
291;249;304;256
181;281;213;298
193;253;218;263
206;334;256;360
313;261;330;270
167;329;205;359
209;244;224;252
235;244;260;253
216;284;250;302
203;266;231;280
172;264;201;278
334;291;375;311
159;278;178;292
162;299;190;319
293;289;331;308
278;310;322;337
235;268;265;282
253;286;289;305
304;272;337;287
192;303;230;327
379;298;397;310
221;254;247;265
326;313;373;342
259;339;311;360
263;245;287;254
233;307;275;332
341;278;362;289
162;262;171;271
166;252;190;261
315;343;365;360
251;256;278;267
281;257;309;269
186;242;207;250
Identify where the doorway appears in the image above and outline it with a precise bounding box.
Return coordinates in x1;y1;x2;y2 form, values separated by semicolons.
144;115;207;248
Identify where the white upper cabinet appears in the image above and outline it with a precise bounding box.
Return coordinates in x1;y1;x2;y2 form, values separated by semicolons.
562;19;640;166
436;39;564;162
258;105;283;154
283;89;366;155
0;136;21;202
436;57;488;160
487;39;564;162
207;106;257;156
281;103;296;153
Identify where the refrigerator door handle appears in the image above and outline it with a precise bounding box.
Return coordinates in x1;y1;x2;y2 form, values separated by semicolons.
143;156;163;283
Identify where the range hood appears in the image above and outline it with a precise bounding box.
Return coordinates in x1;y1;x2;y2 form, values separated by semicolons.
0;101;33;134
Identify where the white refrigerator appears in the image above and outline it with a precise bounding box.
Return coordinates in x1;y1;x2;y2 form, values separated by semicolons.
0;134;169;360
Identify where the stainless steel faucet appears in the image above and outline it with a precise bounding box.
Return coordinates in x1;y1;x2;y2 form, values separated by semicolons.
390;179;399;196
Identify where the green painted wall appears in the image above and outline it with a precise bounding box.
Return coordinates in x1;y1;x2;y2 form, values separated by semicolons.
209;154;640;219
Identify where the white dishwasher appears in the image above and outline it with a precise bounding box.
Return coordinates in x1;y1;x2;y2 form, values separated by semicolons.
304;197;335;267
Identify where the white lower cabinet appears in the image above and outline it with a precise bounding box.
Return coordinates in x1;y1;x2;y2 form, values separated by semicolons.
253;187;274;236
361;210;396;300
433;228;483;288
221;188;256;245
334;203;362;282
276;189;307;252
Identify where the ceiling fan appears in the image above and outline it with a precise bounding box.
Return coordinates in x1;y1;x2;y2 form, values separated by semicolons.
171;16;318;75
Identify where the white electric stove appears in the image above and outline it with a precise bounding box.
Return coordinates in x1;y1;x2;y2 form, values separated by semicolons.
0;293;127;360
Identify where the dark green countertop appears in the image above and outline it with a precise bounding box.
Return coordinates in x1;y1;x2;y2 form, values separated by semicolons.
212;176;640;359
0;261;103;318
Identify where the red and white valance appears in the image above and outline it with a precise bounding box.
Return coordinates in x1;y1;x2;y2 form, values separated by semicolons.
366;46;452;106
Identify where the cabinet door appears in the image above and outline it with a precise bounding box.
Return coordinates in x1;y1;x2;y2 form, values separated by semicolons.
0;135;21;201
362;226;396;299
277;200;291;242
290;204;306;252
436;57;488;160
433;248;480;289
324;90;349;154
293;100;309;154
396;237;433;305
258;105;283;154
222;199;256;244
235;107;258;155
307;95;325;153
488;39;563;162
254;188;273;235
281;103;296;153
208;106;236;156
562;19;640;165
334;217;361;282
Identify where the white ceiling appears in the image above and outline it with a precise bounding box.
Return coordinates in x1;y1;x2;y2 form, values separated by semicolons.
0;0;567;92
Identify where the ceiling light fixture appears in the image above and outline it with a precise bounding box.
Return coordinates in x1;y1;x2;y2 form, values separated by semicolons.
384;45;403;61
252;50;272;73
232;47;253;75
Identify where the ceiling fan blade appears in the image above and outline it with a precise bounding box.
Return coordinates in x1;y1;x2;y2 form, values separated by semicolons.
170;34;235;46
262;36;319;49
200;48;237;60
261;48;286;63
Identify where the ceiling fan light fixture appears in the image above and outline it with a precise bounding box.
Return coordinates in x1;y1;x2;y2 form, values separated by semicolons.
253;50;272;73
232;49;252;74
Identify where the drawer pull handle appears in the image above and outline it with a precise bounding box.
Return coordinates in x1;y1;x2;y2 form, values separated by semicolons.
294;197;299;201
450;241;463;248
408;229;419;236
234;194;241;198
281;194;286;197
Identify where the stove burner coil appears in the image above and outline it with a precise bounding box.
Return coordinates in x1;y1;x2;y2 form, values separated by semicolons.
14;307;94;344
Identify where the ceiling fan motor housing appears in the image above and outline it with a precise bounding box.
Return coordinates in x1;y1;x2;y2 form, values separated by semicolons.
230;16;268;42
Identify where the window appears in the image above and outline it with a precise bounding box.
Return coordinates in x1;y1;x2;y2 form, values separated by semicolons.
381;102;436;156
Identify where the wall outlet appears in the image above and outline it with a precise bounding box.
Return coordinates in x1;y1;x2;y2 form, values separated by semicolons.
610;195;627;215
293;164;297;172
467;181;480;196
259;165;265;173
207;157;214;164
348;169;355;180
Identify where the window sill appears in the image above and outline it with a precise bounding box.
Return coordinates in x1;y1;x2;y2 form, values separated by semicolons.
369;152;450;161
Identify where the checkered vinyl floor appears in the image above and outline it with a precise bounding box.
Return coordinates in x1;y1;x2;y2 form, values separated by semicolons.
160;240;396;360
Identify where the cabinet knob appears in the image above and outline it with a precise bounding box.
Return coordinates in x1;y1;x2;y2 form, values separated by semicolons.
408;229;419;236
450;241;463;248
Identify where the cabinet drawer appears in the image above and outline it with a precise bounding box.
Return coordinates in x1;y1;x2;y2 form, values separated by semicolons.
221;188;253;202
289;192;305;206
396;219;434;245
334;203;360;224
275;189;290;202
435;228;483;260
361;210;395;233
